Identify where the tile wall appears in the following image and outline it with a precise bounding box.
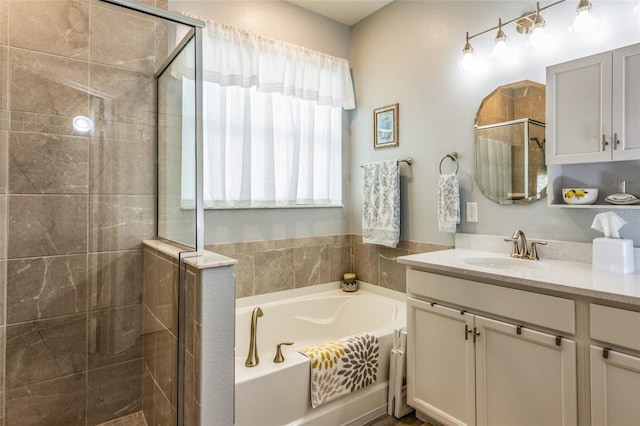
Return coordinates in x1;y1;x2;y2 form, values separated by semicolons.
207;234;451;298
142;245;202;426
0;0;160;423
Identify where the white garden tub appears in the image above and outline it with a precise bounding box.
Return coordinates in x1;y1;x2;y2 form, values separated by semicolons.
235;282;406;426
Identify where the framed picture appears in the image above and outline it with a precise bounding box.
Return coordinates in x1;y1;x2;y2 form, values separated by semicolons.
373;103;399;149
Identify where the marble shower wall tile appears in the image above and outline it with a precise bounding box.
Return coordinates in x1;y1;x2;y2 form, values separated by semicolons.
143;249;177;333
89;195;155;252
89;137;155;196
9;0;89;60
0;261;4;325
155;328;177;408
90;63;155;126
9;48;88;117
6;254;87;323
7;194;87;258
88;305;142;369
0;46;7;110
9;131;89;194
142;366;155;426
5;373;86;426
90;4;156;73
89;250;142;310
5;313;87;389
86;359;142;425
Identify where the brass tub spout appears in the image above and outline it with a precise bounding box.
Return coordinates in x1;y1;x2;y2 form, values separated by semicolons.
245;307;263;367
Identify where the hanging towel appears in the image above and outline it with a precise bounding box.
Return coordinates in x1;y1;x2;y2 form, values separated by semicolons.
299;333;380;408
362;160;400;247
438;173;460;233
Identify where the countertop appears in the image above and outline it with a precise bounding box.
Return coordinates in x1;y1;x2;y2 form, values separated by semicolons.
398;248;640;306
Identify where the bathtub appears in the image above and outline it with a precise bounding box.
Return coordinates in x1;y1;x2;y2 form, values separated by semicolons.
235;282;406;426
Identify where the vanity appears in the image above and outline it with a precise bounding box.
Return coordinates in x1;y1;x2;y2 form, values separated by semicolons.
398;243;640;426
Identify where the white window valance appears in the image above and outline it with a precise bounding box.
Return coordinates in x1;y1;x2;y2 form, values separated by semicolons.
200;21;356;110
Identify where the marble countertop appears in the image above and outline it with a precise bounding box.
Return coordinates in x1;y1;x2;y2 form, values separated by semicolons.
398;248;640;306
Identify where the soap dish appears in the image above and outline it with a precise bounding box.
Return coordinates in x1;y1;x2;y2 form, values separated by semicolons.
605;192;640;205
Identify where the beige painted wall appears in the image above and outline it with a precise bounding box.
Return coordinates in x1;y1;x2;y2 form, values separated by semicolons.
350;1;640;246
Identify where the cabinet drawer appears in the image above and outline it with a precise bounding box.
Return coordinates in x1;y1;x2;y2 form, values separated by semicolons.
407;269;575;334
590;304;640;351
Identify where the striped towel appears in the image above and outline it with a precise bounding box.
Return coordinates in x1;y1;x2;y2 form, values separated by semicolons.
298;333;380;408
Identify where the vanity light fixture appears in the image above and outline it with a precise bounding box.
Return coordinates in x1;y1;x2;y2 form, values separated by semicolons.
460;0;603;69
492;18;513;62
571;0;600;33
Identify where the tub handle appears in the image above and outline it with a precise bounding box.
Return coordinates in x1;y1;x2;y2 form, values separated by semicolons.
274;342;294;363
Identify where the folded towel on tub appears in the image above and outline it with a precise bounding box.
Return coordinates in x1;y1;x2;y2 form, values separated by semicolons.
298;333;380;408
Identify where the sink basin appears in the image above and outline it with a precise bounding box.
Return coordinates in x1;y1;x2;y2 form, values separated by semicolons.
463;256;545;271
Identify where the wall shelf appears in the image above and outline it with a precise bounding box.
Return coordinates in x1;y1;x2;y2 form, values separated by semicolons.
547;161;640;210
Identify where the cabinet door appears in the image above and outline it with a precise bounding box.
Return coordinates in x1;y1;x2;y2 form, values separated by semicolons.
590;345;640;425
407;298;476;426
612;43;640;161
475;316;577;426
547;51;613;165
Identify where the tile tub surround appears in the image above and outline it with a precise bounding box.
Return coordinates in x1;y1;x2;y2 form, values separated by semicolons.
206;234;451;297
142;240;237;426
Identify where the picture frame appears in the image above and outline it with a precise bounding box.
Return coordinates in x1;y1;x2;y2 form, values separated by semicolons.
373;103;399;149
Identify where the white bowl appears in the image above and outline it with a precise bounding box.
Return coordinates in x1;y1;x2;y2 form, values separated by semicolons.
562;188;598;205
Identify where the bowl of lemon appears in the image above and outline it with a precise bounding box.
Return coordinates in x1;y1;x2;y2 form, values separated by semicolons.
562;188;598;205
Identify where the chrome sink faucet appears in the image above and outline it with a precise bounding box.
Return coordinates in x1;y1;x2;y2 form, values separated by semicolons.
245;307;263;367
504;230;547;260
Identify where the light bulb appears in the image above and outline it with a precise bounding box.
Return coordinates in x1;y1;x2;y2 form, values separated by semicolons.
458;32;477;71
528;5;551;50
72;115;94;135
459;49;477;71
571;0;600;33
492;19;512;62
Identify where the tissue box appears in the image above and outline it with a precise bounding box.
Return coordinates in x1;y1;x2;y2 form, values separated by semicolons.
593;237;635;274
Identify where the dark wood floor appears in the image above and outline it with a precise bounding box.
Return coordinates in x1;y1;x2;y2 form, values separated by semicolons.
365;411;431;426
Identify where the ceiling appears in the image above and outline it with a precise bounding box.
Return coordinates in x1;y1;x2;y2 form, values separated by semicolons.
286;0;394;26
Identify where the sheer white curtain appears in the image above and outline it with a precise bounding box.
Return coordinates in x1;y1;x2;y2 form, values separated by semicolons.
185;21;355;208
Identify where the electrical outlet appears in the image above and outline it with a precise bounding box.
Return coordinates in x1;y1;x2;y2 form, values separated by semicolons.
467;202;478;222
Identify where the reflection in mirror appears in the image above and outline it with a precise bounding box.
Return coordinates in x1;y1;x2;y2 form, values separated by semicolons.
475;80;547;205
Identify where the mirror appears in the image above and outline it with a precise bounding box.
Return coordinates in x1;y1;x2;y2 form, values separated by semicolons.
475;80;547;205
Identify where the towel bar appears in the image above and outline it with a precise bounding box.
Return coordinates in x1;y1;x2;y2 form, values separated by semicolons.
360;157;413;168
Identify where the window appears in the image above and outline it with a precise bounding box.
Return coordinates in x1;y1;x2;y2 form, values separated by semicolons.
181;21;355;209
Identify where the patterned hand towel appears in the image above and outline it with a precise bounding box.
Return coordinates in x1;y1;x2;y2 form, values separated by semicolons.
362;160;400;247
299;333;380;408
438;173;460;233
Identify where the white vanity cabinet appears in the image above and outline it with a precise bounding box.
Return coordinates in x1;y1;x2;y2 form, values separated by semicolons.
406;269;578;426
546;43;640;165
589;304;640;425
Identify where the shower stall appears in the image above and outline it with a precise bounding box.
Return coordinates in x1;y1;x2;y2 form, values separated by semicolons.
0;0;213;424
